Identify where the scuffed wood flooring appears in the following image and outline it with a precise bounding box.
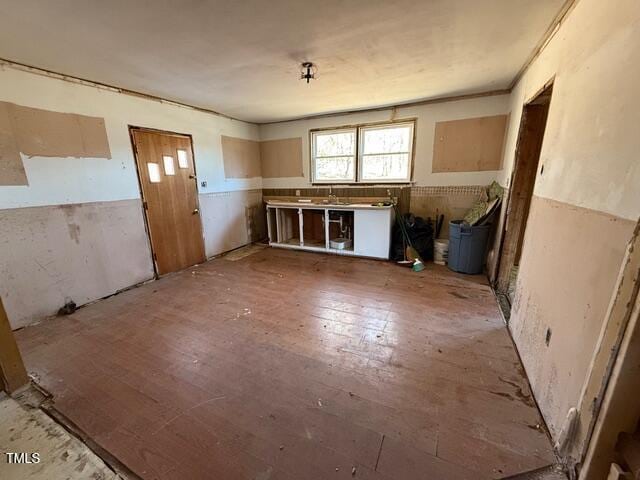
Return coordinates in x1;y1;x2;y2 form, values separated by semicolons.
16;248;555;479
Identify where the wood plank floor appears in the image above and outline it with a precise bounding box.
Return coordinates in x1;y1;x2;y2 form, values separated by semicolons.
16;248;555;479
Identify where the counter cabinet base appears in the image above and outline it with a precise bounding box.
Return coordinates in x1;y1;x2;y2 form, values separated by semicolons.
266;204;392;260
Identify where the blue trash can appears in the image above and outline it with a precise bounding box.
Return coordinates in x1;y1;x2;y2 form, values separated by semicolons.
448;220;491;274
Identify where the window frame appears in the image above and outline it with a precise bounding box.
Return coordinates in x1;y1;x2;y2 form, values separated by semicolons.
310;127;358;184
309;119;416;185
357;121;415;184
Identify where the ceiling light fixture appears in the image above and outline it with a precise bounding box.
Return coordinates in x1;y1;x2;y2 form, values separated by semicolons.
300;62;317;83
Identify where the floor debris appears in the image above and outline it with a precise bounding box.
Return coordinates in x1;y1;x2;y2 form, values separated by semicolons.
223;244;266;262
500;464;567;479
0;390;122;479
57;300;76;316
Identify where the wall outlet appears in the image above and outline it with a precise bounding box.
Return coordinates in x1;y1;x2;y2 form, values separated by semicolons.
295;189;300;196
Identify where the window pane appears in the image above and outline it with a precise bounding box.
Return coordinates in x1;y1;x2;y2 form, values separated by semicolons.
315;156;354;181
163;155;175;175
147;162;161;183
177;149;189;169
315;132;355;156
361;153;409;180
363;126;411;154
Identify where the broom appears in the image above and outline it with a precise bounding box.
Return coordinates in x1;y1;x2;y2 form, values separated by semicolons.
393;205;425;272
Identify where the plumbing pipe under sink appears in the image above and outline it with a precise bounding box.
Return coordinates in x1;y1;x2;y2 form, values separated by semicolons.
328;213;352;248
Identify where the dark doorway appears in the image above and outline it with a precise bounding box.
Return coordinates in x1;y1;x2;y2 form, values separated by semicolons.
495;82;553;308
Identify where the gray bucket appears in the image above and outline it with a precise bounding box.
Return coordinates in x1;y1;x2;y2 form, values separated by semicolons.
448;220;491;274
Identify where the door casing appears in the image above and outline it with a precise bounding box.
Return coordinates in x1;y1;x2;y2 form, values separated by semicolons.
494;81;553;295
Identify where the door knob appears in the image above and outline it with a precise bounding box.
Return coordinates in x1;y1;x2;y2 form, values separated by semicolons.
192;208;199;214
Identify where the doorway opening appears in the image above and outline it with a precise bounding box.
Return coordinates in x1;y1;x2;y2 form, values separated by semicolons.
495;82;553;313
129;127;206;276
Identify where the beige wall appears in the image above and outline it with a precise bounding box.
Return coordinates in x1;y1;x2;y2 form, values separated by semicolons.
199;190;265;258
497;0;640;443
498;1;639;221
258;95;510;189
510;197;635;437
0;67;261;209
0;66;262;329
0;200;154;329
258;94;510;233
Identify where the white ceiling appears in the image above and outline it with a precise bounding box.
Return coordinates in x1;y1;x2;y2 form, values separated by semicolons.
0;0;565;123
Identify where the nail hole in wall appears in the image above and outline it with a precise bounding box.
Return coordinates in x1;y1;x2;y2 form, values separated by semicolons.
545;327;552;346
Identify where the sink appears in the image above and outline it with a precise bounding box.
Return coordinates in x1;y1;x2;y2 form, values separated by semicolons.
312;200;351;206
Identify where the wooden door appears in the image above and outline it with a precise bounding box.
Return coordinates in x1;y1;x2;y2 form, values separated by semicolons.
131;128;205;275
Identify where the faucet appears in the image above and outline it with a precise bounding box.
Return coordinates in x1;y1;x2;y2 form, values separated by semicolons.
328;185;338;204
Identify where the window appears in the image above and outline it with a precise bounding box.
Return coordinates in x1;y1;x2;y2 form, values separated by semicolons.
311;128;357;183
359;122;413;183
177;149;189;169
147;162;161;183
162;155;175;175
310;121;414;184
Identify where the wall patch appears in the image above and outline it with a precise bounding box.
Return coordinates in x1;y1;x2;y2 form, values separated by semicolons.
260;137;303;178
432;114;507;173
221;135;261;179
0;101;112;186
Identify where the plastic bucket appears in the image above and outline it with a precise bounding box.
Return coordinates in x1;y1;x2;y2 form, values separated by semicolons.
434;239;449;265
448;220;491;274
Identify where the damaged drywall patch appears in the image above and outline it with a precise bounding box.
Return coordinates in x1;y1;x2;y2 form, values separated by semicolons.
0;101;28;185
221;135;261;179
432;114;507;172
221;136;304;180
6;101;112;159
0;101;111;185
260;137;303;178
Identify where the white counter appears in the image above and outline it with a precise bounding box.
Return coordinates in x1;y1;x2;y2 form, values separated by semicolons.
266;201;394;259
266;200;393;211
